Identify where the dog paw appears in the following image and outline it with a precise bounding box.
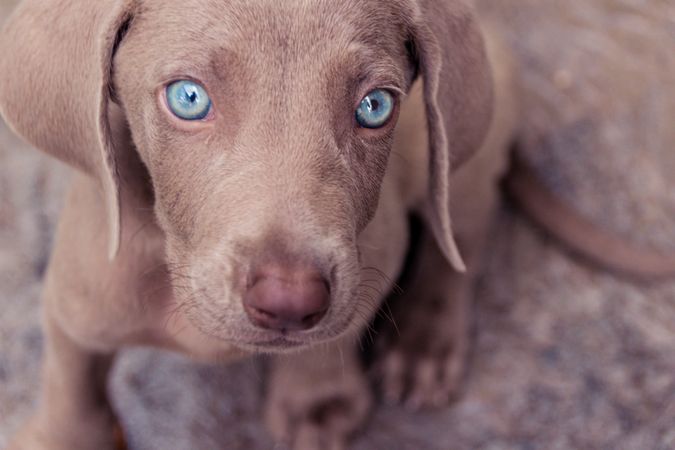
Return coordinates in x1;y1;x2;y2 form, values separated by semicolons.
372;294;469;410
376;331;467;409
265;360;372;450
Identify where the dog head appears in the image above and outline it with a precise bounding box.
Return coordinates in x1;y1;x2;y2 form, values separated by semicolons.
0;0;492;351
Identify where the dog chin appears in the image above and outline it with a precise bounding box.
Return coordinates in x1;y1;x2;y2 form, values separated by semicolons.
235;326;347;354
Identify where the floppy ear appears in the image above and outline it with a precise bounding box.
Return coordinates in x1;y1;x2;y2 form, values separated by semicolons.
408;0;494;271
0;0;137;259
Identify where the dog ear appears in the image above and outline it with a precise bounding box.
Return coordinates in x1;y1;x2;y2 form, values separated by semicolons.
0;0;137;260
407;0;493;271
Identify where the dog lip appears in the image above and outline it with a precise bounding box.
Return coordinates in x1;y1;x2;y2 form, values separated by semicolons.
250;336;306;349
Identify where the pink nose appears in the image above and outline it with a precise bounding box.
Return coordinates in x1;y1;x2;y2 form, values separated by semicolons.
244;265;330;331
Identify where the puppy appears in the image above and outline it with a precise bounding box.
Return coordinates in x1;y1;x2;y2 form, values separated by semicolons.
0;0;507;448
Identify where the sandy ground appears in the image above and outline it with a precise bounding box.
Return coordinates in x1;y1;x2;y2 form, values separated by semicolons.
1;1;675;449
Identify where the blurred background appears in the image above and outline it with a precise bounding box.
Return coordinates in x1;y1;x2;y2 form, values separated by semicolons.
1;1;674;449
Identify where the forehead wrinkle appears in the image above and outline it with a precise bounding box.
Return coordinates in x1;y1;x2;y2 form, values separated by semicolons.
140;0;410;80
203;0;377;55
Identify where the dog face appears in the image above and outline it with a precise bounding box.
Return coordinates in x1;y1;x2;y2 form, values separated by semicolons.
113;0;414;349
0;0;492;352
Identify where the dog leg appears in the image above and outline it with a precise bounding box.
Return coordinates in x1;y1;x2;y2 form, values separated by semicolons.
8;309;119;450
374;228;476;409
375;26;517;405
265;336;372;450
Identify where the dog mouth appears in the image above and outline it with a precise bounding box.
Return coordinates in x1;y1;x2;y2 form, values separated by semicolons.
238;291;362;352
240;320;349;352
249;336;306;350
169;287;352;352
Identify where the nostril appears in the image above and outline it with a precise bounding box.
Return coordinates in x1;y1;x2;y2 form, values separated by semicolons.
248;306;276;322
321;278;331;295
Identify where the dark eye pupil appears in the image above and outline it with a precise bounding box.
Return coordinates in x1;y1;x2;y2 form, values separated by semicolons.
187;90;197;103
365;97;380;112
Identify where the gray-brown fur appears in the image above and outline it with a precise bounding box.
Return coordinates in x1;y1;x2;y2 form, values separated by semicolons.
0;0;508;449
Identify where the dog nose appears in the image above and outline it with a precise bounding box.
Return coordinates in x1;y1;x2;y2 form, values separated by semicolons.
244;265;330;331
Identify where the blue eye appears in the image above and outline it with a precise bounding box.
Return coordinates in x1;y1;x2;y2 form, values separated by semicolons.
166;80;212;120
355;89;395;129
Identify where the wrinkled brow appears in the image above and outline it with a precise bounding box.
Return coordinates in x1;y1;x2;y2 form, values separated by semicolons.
206;41;409;93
